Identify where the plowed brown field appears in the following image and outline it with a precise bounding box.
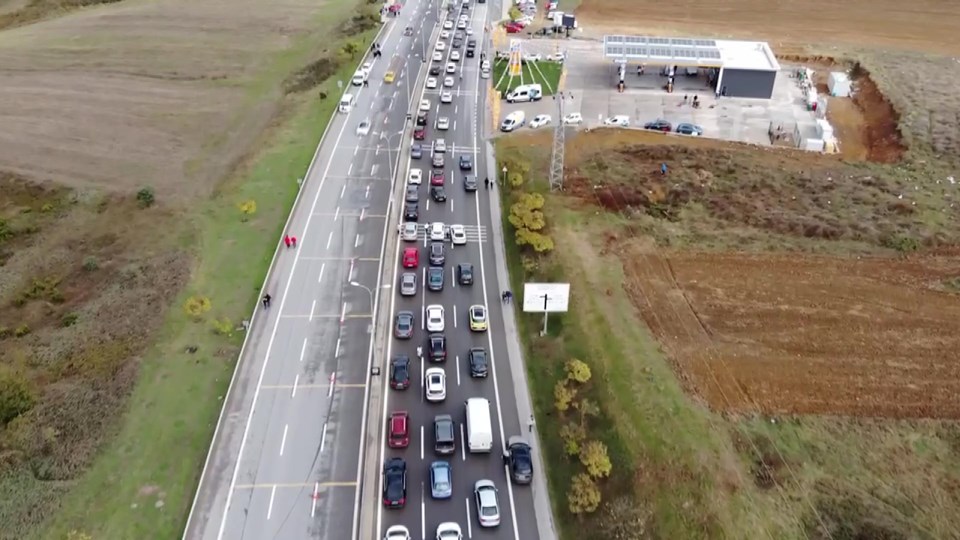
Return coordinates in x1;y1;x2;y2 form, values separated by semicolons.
622;244;960;418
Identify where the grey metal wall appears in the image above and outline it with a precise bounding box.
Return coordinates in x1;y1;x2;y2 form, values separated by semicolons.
719;68;776;99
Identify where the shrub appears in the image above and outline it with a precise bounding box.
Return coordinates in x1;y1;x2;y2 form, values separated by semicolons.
341;41;360;58
238;199;257;221
67;531;94;540
183;295;212;320
554;380;576;412
61;312;80;327
509;193;546;231
508;171;524;188
136;187;155;208
0;219;12;242
560;422;586;456
580;440;613;478
574;398;600;428
82;256;99;271
565;358;592;383
40;203;55;213
0;370;34;426
14;324;30;337
515;228;555;253
568;473;602;514
211;317;234;336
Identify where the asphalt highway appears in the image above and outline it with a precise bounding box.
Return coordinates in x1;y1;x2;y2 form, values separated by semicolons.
370;0;543;538
182;4;439;539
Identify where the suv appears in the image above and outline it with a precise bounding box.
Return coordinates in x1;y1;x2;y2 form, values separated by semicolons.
468;347;488;377
434;414;456;455
427;265;445;291
427;333;447;361
382;458;407;508
388;411;410;448
457;263;474;285
429;242;445;265
505;437;534;484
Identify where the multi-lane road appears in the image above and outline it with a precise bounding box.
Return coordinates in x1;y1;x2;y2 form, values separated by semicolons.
184;0;550;539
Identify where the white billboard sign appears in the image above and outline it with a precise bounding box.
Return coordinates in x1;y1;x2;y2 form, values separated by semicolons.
522;283;570;313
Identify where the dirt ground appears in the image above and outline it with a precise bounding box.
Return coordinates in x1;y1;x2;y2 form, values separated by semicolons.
575;0;960;56
618;242;960;418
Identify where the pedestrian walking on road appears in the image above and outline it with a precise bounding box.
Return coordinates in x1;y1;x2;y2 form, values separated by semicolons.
501;291;508;303
290;236;298;248
484;177;490;189
284;235;291;248
262;294;272;308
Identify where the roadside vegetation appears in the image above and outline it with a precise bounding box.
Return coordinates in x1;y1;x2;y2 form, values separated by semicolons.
0;0;381;538
493;58;563;95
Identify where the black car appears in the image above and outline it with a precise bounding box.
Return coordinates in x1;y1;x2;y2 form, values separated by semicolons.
643;119;672;132
405;184;419;203
431;185;447;202
394;312;414;339
458;155;473;170
427;333;447;361
468;347;488;377
504;437;533;484
382;457;407;508
427;266;444;291
411;142;423;159
390;355;411;389
416;110;428;127
457;263;473;285
434;415;456;454
463;175;478;192
452;38;462;48
466;47;475;58
429;65;441;76
429;242;445;265
403;202;419;222
467;38;477;48
403;26;414;36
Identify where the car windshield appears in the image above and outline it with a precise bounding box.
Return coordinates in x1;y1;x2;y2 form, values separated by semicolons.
429;374;442;385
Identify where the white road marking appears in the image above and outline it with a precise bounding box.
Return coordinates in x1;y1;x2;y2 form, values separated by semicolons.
456;355;461;386
266;485;276;520
309;300;316;322
326;231;333;250
360;207;366;221
348;163;354;175
340;302;347;324
355;233;361;248
334;206;340;221
340;184;346;199
426;199;431;211
460;423;466;462
328;373;335;397
451;266;456;288
291;375;299;398
450;197;454;214
279;424;288;456
318;263;326;284
311;482;319;517
421;494;427;540
420;425;425;460
320;422;328;453
335;337;341;358
365;185;371;199
371;164;379;176
348;258;355;282
453;304;457;328
465;497;473;538
299;339;307;362
454;120;457;131
354;146;359;157
420;355;425;403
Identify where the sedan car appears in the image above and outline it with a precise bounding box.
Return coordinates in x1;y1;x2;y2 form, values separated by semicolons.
563;112;583;125
432;51;443;62
430;64;442;76
468;347;488;378
529;114;552;129
394;312;415;340
434;414;456;455
430;186;447;202
676;122;704;136
604;115;630;127
443;76;455;87
435;138;446;153
450;224;467;245
400;272;417;296
428;222;446;241
427;266;445;292
457;263;473;285
388;411;410;448
430;461;453;499
383;458;407;508
424;367;447;402
450;51;461;62
405;184;419;203
430;169;445;186
435;41;445;51
442;20;453;29
403;26;414;36
474;480;500;527
505;436;534;484
469;304;487;332
403;202;419;221
413;127;426;140
644;119;672;132
458;154;472;170
356;120;371;136
426;77;438;89
426;304;445;332
440;91;453;103
456;19;467;29
400;222;418;242
427;333;447;361
522;53;542;62
437;117;450;130
419;99;431;111
408;168;422;185
435;522;462;540
429;242;445;266
385;524;411;540
390;355;411;389
410;142;423;159
440;29;451;40
463;175;478;192
432;153;445;168
445;62;456;74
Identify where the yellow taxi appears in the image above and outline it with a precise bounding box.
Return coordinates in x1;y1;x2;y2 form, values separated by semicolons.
468;304;488;332
384;70;396;83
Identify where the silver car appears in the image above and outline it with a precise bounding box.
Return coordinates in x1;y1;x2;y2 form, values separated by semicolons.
430;461;452;499
474;479;500;527
400;222;418;242
400;272;417;296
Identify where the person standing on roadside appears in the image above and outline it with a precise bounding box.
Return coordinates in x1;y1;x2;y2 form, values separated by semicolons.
284;235;291;248
290;236;298;248
262;294;272;308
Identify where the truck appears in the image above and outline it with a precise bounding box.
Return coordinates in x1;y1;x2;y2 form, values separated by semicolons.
465;397;493;453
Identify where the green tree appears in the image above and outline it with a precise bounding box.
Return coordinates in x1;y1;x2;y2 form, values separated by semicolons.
508;171;524;188
565;358;592;383
508;193;546;231
515;228;555;253
136;187;155;208
579;440;613;478
554;380;576;412
568;473;602;515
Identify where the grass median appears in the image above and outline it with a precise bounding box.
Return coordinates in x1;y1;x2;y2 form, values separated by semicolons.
493;58;563;95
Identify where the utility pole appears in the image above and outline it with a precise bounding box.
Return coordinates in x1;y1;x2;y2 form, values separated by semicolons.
549;92;566;192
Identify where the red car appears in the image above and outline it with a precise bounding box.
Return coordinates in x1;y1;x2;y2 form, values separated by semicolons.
388;411;410;448
430;169;445;186
388;3;400;14
413;127;426;140
402;247;419;268
505;22;523;33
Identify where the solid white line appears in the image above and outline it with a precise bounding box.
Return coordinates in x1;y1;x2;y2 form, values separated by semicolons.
310;300;316;322
335;337;342;358
465;497;473;538
355;234;361;248
453;304;457;328
311;482;319;517
279;424;289;456
318;263;326;284
321;422;328;453
420;425;425;460
334;206;340;221
421;495;426;540
340;302;347;324
341;184;346;199
266;485;276;520
456;355;461;386
460;423;466;462
299;339;307;362
326;231;333;250
292;375;299;398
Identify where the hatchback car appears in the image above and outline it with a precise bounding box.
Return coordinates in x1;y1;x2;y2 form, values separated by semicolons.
432;153;445;168
390;355;411;389
457;263;473;285
410;142;423;159
405;184;419;203
529;114;552;129
426;77;438;89
474;480;500;527
505;436;533;484
435;522;462;540
426;304;445;332
388;411;410;448
427;266;444;291
676;122;704;136
424;367;447;402
468;347;488;377
449;224;467;245
430;169;445;186
445;62;456;74
437;116;450;130
356;120;371;136
458;154;472;170
400;272;417;296
427;333;447;361
430;461;453;499
442;20;453;29
383;458;407;508
402;247;418;268
463;175;478;191
403;202;419;221
468;304;487;332
394;312;415;339
643;119;672;131
429;242;445;265
413;127;426;140
400;222;418;242
434;414;456;454
430;186;447;202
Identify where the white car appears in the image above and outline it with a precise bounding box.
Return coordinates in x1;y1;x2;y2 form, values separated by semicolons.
529;114;552;129
428;222;446;241
440;30;451;39
436;522;463;540
457;20;467;29
356;120;371;136
522;53;542;62
426;77;438;89
604;115;630;127
437;117;450;130
546;52;566;62
450;51;461;62
408;168;423;185
362;61;373;72
435;139;447;153
440;91;453;103
445;62;456;74
443;20;453;30
426;305;445;332
443;76;455;88
420;99;431;111
432;51;443;62
450;224;467;245
563;112;583;125
385;525;412;540
474;480;500;528
435;41;446;51
425;367;446;402
465;27;473;35
400;222;418;241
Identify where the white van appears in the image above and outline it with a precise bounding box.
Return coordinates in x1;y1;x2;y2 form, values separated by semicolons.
506;84;542;103
499;110;525;132
465;397;493;453
339;93;354;113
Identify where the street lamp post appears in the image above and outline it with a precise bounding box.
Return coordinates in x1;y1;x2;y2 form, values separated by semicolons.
349;281;374;309
381;129;406;185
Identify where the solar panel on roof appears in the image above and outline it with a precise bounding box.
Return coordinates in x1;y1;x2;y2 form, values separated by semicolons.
676;49;696;58
672;38;694;46
649;37;669;45
625;36;643;43
695;39;717;47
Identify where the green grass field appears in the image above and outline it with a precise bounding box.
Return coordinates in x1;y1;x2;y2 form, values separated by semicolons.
493;58;563;96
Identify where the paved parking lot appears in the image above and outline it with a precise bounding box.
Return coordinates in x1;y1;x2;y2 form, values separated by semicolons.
490;37;822;146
